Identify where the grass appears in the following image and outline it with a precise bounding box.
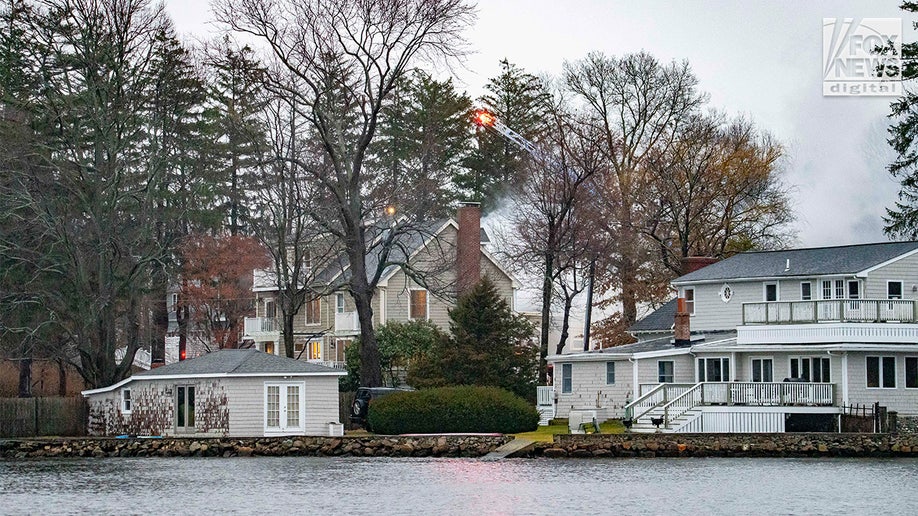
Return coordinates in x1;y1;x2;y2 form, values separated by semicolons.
513;419;626;442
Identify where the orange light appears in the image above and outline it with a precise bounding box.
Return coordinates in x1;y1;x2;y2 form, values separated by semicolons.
474;110;495;127
385;205;396;216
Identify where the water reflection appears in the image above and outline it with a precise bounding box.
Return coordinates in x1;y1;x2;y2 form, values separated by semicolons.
1;457;916;515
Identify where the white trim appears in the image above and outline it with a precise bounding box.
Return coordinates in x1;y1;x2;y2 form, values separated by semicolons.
887;280;904;300
858;247;918;276
800;281;812;301
263;381;306;436
683;287;696;315
749;356;775;382
121;388;132;414
81;371;345;396
657;359;675;383
605;361;616;385
865;355;897;389
842;352;849;405
379;288;387;324
763;281;779;302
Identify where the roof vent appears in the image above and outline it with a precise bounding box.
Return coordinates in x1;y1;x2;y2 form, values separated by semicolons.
784;258;790;272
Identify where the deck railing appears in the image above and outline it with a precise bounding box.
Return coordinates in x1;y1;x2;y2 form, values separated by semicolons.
634;381;837;429
244;317;278;334
537;386;554;406
742;299;917;325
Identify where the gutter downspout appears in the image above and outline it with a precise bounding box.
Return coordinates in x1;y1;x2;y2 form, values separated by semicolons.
630;357;639;398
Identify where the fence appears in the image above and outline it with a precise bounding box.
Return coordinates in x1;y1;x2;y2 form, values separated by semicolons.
840;403;894;433
0;397;88;437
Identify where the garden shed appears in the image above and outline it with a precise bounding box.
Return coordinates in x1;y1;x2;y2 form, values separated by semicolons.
82;349;346;437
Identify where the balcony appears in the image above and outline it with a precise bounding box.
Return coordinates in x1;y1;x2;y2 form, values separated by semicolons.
742;299;917;325
244;317;279;335
335;311;360;334
739;299;918;345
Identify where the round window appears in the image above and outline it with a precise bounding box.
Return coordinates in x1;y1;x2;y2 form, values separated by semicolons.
720;284;733;303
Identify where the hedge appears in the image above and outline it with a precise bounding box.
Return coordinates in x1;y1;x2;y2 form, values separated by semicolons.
367;385;539;435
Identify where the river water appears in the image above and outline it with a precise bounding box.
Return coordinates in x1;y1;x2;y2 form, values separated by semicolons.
1;456;916;515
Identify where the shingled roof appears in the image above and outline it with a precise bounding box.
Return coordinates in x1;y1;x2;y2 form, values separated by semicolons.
629;299;677;333
135;349;342;377
673;241;918;284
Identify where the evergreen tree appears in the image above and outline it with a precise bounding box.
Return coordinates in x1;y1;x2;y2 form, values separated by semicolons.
458;59;551;211
886;1;918;238
375;70;473;213
409;278;537;400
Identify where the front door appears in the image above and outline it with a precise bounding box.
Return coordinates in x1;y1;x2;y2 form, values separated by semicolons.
265;382;305;435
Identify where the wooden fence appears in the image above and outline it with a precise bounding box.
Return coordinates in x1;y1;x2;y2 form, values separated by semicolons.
0;397;88;437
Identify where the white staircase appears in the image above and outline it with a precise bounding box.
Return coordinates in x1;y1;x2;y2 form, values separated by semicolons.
624;383;704;433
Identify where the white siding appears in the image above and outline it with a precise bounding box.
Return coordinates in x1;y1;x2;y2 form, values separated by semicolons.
224;375;341;437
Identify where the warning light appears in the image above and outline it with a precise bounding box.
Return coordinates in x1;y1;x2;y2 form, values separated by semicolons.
474;110;495;127
179;343;187;361
385;205;396;216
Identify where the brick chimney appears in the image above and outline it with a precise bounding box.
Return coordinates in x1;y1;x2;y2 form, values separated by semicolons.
674;297;691;347
681;256;719;276
457;202;481;295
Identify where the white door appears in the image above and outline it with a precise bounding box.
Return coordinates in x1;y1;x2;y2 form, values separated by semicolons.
265;382;305;434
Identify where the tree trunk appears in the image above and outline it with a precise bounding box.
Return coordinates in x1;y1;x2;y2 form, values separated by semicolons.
57;359;67;396
556;294;573;356
582;259;595;351
348;243;381;387
282;309;296;358
539;251;554;384
18;357;32;398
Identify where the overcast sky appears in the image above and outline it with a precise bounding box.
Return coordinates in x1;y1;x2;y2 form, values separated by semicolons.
166;0;913;248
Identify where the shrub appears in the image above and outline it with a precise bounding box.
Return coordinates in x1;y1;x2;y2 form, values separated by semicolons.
367;385;540;434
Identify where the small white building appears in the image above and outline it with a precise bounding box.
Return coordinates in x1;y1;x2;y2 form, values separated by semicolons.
82;349;346;437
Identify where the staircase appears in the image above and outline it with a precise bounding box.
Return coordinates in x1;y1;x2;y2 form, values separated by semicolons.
624;383;704;433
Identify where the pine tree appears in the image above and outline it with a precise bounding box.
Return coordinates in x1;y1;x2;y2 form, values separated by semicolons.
886;1;918;238
458;59;551;210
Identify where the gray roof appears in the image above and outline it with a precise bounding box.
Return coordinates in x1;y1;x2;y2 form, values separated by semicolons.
556;331;737;359
674;241;918;284
629;299;676;333
135;349;341;377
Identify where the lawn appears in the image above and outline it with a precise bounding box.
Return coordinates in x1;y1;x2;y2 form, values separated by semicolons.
513;419;625;442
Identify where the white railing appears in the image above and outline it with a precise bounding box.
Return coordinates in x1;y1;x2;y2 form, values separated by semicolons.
662;384;704;426
308;360;346;370
335;311;360;333
537;386;554;406
743;299;917;325
624;383;695;422
244;317;278;334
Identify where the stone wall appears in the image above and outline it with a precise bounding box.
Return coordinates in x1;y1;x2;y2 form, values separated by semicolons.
530;433;918;458
0;434;512;459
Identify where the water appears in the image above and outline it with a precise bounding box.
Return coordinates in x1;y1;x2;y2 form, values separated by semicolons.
1;456;917;515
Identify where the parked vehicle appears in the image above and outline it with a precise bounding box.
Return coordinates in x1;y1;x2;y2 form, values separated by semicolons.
350;387;413;428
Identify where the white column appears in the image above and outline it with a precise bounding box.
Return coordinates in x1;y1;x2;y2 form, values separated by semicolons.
632;358;639;396
841;351;849;407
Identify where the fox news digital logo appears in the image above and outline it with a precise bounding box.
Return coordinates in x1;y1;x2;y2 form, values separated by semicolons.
823;18;901;96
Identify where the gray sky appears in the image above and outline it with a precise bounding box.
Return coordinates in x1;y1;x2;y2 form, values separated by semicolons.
166;0;913;247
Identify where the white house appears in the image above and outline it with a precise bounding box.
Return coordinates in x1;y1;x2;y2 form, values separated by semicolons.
546;241;918;433
82;349;346;437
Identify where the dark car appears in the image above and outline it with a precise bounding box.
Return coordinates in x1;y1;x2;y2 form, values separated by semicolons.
350;386;413;428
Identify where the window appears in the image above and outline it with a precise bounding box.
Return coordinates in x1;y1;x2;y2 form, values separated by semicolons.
835;279;844;299
305;298;320;325
867;356;896;388
265;300;276;318
888;281;904;300
697;357;730;382
336;293;345;313
169;293;178;311
822;280;832;300
907;357;918;389
121;389;132;414
683;288;695;315
308;340;321;360
176;385;195;432
561;363;572;393
751;358;774;383
764;282;778;302
848;280;860;299
410;289;428;320
264;382;305;434
801;282;812;301
790;357;831;382
606;362;615;385
264;342;275;355
658;361;674;383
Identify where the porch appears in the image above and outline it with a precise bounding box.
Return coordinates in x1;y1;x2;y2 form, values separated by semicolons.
625;381;838;433
742;299;917;325
243;316;278;339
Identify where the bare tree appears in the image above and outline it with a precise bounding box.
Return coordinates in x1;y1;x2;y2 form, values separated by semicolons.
215;0;474;386
643;114;794;270
564;51;706;326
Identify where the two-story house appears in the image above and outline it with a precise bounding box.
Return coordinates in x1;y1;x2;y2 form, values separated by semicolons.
242;204;520;368
547;241;918;433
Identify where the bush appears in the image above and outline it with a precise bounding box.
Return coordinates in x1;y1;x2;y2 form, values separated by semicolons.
367;385;540;435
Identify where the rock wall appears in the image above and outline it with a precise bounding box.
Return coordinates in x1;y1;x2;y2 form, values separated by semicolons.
0;435;512;459
530;433;918;458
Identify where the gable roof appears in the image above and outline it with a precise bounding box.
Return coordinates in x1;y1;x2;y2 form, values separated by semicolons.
547;331;737;362
628;299;676;333
673;241;918;284
82;349;344;395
